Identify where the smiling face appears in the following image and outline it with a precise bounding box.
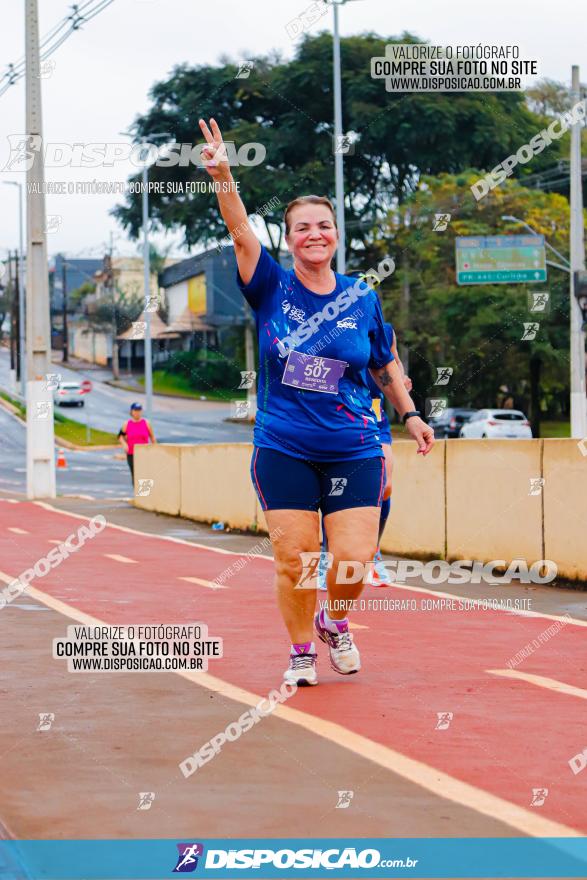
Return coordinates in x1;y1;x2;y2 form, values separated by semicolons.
130;409;143;421
285;203;338;268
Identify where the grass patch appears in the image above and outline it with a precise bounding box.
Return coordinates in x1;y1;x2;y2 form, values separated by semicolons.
53;411;118;446
0;389;117;446
540;421;571;438
139;370;247;402
0;390;25;418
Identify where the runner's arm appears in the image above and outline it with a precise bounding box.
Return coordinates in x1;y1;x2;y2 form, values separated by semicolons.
146;420;157;444
198;118;261;285
369;360;434;455
118;421;129;454
390;333;412;391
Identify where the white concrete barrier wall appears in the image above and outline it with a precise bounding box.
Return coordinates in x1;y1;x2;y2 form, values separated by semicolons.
379;441;445;559
134;439;587;581
446;439;543;564
543;439;587;581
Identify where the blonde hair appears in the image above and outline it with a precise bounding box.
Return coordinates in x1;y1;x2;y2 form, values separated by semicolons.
284;195;337;236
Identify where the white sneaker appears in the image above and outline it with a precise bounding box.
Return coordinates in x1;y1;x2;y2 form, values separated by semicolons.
314;610;361;675
365;550;392;587
284;650;318;686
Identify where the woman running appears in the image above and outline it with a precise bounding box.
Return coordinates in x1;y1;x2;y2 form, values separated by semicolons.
118;402;156;483
199;117;434;686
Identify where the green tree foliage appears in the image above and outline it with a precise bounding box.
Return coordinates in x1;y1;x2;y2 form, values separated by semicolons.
112;32;556;264
376;172;578;431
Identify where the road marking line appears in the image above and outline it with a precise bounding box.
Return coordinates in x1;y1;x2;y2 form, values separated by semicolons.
349;622;368;630
34;501;240;557
179;576;227;590
0;567;580;839
29;502;587;629
48;539;62;545
385;581;587;629
104;554;138;564
487;668;587;700
7;527;28;534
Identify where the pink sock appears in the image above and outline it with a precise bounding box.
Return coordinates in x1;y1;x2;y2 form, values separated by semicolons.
320;608;348;633
291;641;316;655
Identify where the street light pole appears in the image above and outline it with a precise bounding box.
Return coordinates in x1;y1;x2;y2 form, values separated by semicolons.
331;0;346;274
4;181;26;396
25;0;55;498
569;65;587;439
141;161;153;421
120;132;171;421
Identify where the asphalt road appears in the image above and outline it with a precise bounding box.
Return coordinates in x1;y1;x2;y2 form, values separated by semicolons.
0;348;253;499
0;405;131;499
0;349;253;445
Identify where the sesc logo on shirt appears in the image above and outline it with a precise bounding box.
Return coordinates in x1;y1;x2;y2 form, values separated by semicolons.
281;300;306;323
336;318;357;330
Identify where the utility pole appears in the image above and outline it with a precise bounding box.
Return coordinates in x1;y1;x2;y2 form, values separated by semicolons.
3;181;26;395
244;313;257;418
61;257;68;362
8;251;16;381
569;64;587;439
14;252;21;383
25;0;56;498
105;248;119;379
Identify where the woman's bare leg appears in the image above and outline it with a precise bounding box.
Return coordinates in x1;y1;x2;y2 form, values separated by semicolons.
264;509;320;643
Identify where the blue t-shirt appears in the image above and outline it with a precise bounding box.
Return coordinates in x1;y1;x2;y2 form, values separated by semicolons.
237;246;394;461
365;322;394;428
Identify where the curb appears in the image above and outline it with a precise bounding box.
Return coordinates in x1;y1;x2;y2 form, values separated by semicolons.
104;379;236;404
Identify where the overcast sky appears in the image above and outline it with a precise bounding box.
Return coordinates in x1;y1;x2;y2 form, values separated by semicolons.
0;0;584;263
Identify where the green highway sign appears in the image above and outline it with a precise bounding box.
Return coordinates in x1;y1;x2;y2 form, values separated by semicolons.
455;235;547;285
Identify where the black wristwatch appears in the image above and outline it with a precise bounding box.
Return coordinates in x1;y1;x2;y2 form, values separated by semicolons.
402;410;421;424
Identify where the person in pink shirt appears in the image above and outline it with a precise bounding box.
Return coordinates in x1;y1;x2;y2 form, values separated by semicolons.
118;402;156;482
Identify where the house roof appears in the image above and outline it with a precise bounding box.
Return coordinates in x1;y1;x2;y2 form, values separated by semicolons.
167;306;217;333
117;311;175;341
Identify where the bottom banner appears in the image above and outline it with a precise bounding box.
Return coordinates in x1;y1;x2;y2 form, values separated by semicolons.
1;838;587;879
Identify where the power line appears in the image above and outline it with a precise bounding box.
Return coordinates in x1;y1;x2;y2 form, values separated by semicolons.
0;1;115;98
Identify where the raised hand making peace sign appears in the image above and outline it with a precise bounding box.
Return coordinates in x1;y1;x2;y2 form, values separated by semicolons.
198;117;232;181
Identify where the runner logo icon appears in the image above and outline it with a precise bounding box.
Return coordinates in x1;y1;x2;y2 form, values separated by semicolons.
173;843;204;872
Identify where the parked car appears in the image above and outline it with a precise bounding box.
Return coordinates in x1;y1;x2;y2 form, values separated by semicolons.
53;381;85;407
429;407;476;439
459;409;532;439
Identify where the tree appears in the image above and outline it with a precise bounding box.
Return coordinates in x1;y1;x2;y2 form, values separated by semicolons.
68;280;96;309
112;32;556;266
374;172;579;434
526;77;586;117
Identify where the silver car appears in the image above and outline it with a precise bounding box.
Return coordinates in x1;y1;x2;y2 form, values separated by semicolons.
459;409;532;439
53;381;85;407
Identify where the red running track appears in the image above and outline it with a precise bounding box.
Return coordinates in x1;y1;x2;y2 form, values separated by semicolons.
1;500;586;834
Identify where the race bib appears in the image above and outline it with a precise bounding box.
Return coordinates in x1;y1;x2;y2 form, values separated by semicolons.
281;352;347;394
